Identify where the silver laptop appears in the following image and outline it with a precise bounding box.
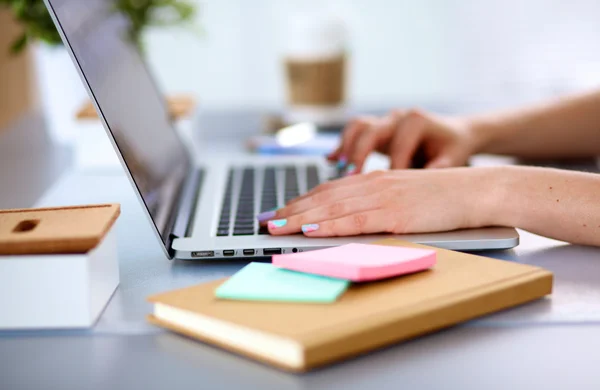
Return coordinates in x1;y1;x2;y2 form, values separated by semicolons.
45;0;519;260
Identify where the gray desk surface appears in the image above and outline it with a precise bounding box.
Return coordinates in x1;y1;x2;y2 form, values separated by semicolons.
1;111;600;390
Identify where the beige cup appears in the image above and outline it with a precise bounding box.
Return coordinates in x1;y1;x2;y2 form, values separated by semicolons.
285;54;346;107
281;10;348;126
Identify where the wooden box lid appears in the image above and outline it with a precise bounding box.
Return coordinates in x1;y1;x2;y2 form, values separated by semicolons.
76;95;196;121
0;204;120;255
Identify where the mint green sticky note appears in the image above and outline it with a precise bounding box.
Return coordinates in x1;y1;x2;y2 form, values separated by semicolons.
215;262;349;303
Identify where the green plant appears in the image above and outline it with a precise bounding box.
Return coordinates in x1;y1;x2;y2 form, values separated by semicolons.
0;0;196;54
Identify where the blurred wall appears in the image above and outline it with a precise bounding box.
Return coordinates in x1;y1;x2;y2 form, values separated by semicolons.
143;0;600;112
144;0;456;111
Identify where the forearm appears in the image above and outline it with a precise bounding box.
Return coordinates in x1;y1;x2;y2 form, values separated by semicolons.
483;166;600;246
468;89;600;159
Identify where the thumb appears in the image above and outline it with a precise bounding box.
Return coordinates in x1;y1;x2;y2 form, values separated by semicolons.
425;152;458;169
389;113;426;169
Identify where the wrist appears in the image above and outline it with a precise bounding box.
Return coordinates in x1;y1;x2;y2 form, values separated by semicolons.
463;115;500;155
464;166;518;228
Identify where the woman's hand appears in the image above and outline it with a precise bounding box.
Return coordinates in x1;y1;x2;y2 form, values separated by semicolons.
262;168;503;237
328;109;480;173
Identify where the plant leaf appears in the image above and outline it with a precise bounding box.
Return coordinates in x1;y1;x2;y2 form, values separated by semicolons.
10;33;28;54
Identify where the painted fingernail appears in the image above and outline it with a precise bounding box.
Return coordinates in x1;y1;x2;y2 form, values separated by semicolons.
268;219;287;229
302;224;320;233
256;210;277;222
337;156;348;169
345;163;357;176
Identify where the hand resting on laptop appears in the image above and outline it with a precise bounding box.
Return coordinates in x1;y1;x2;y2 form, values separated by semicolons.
258;89;600;247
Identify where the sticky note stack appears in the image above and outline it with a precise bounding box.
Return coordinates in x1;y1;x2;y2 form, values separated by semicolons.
215;262;349;303
215;243;436;304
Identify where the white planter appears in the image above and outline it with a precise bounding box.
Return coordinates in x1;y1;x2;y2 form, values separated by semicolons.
0;227;119;329
33;45;88;145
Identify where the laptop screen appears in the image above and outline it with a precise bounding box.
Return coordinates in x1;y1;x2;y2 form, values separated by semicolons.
45;0;192;249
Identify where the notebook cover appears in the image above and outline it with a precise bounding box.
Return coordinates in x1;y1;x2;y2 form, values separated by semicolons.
147;239;553;372
0;204;120;255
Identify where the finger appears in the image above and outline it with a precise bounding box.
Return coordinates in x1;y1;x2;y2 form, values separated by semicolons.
346;130;377;174
389;111;427;169
277;180;372;220
349;115;397;172
283;172;370;207
340;116;376;163
425;153;455;169
375;110;404;155
258;176;365;224
326;146;342;161
267;195;382;236
425;146;469;169
300;209;397;237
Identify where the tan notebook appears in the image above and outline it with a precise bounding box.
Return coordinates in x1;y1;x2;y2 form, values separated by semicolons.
147;239;553;372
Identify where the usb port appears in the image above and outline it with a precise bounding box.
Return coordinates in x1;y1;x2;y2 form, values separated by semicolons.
192;251;214;258
263;248;282;256
243;249;255;256
223;250;235;257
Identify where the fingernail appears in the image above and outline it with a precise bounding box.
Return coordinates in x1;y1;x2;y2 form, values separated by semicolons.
268;219;287;229
336;156;348;169
302;224;319;233
256;210;277;222
345;163;357;176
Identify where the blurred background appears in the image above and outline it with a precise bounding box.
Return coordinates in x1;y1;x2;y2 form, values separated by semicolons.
2;0;600;148
143;0;600;111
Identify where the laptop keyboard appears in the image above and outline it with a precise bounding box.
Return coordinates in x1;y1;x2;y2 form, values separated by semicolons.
216;165;321;236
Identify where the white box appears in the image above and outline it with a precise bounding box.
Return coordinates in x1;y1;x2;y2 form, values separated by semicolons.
0;227;119;329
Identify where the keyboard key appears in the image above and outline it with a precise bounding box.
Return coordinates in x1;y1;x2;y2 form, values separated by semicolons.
234;229;255;236
235;221;253;226
235;222;255;227
217;229;230;236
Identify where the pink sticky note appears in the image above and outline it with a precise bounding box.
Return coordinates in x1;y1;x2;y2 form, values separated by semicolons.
272;243;436;282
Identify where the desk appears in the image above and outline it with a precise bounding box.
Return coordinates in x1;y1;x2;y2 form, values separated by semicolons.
1;111;600;390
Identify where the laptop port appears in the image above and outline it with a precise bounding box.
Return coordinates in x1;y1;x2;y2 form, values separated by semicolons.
263;248;282;256
192;251;214;258
243;249;255;256
223;250;235;257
